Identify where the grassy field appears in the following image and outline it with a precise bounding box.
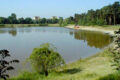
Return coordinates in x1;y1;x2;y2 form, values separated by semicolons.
9;49;119;80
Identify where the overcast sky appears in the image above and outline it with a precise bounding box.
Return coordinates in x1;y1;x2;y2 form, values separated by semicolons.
0;0;119;18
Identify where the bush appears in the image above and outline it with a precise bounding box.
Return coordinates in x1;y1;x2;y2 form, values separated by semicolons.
29;43;65;76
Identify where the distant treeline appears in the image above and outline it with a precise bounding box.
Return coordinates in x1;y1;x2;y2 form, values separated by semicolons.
0;14;67;26
0;1;120;26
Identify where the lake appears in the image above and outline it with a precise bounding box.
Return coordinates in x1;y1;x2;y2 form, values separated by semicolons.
0;27;113;76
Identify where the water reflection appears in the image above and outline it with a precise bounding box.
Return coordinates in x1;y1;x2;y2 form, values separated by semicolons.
73;30;113;49
8;29;17;37
0;27;113;48
0;27;113;49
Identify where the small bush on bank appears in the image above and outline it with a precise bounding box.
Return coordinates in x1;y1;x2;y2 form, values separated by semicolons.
29;43;65;76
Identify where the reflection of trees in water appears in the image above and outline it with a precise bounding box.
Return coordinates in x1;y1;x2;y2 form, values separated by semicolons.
74;30;113;49
69;31;74;36
0;28;17;36
8;30;17;37
0;30;7;34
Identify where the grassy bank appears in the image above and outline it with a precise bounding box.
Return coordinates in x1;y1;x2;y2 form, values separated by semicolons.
9;49;118;80
87;25;120;30
0;24;60;28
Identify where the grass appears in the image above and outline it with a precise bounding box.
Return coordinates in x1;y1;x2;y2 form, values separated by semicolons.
67;24;120;31
91;25;120;30
0;24;40;27
97;72;120;80
9;48;117;80
0;24;119;30
0;24;60;28
83;25;120;30
48;24;60;27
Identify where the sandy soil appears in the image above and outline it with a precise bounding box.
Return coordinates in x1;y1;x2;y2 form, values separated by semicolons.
66;25;115;36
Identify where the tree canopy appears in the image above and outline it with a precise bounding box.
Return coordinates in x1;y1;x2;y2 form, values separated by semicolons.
73;1;120;26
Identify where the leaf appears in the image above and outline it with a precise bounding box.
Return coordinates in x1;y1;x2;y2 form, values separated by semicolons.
10;59;19;63
6;66;14;70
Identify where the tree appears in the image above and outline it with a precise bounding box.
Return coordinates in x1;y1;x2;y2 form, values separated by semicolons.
73;1;120;26
29;43;65;76
0;50;19;80
40;18;47;24
18;18;25;24
59;17;63;26
8;13;17;24
0;17;5;24
25;17;33;24
52;17;58;24
112;2;120;25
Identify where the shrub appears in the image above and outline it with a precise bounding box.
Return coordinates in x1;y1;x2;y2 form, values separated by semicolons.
29;43;65;76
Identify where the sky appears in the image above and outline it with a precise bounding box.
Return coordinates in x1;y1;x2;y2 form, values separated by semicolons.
0;0;119;18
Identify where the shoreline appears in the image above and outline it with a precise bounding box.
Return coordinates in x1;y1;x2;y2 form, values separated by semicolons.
0;24;60;28
66;25;116;36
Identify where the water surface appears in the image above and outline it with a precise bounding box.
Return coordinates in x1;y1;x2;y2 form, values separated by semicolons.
0;27;112;76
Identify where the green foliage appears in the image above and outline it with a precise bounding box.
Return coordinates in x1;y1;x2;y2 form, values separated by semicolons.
96;19;107;26
0;50;19;80
8;13;17;24
29;43;65;76
25;18;33;24
0;13;59;25
58;17;68;27
9;72;41;80
59;17;64;26
110;29;120;71
98;72;120;80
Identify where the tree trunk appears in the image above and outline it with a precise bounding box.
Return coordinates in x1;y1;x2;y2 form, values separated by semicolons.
109;16;112;25
44;70;48;76
114;15;116;25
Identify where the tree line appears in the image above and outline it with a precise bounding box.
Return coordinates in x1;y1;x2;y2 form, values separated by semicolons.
73;1;120;26
0;1;120;26
0;14;60;24
0;13;69;26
